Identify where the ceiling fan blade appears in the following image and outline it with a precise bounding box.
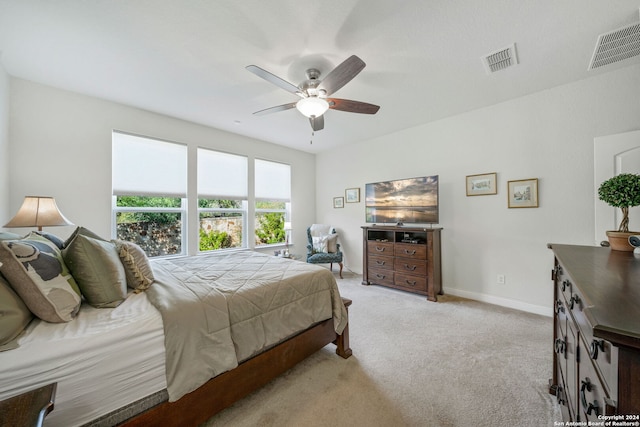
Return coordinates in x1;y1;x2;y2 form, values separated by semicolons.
328;98;380;114
309;115;324;131
252;102;297;116
318;55;366;96
246;65;303;96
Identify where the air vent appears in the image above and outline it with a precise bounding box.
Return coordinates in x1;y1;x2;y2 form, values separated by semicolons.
588;20;640;70
482;43;518;74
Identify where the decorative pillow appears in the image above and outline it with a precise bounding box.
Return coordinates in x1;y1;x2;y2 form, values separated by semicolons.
64;226;106;248
35;231;65;249
326;234;338;253
0;232;22;241
0;271;34;351
0;233;81;323
63;234;127;308
312;234;339;253
113;240;155;292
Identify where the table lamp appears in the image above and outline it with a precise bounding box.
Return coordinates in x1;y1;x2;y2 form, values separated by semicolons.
3;196;74;232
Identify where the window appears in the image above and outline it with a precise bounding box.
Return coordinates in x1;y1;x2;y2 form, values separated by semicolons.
112;132;187;257
254;159;291;246
197;148;248;252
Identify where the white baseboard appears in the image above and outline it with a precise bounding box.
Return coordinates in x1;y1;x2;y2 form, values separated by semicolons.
445;288;552;317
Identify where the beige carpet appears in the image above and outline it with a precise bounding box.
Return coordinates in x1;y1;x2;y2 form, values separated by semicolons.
202;272;561;427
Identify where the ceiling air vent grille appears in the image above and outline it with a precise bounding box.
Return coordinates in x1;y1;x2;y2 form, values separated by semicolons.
588;21;640;70
482;43;518;74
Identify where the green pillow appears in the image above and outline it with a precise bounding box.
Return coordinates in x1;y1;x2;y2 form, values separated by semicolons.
64;226;106;248
63;234;127;308
0;273;33;351
0;233;81;323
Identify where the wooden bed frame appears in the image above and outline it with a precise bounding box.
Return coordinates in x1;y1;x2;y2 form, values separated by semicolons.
119;298;352;427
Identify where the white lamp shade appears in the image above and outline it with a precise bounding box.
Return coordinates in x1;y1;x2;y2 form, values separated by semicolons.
296;97;329;118
4;196;74;231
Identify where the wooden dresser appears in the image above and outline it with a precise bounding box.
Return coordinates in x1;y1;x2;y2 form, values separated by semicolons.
548;244;640;422
361;225;442;301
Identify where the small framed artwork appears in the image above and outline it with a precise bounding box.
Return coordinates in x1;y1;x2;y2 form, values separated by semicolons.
508;178;539;208
333;197;344;208
466;172;497;196
345;187;360;203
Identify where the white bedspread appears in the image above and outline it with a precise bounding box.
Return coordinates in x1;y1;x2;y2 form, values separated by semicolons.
0;292;166;427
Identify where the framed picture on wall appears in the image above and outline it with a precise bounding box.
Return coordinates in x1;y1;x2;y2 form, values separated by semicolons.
507;178;538;208
345;187;360;203
466;172;497;196
333;197;344;208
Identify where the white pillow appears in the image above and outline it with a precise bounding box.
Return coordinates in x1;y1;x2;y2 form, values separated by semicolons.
326;234;338;253
312;234;339;253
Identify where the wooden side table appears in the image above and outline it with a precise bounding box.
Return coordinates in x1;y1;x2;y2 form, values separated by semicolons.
0;383;57;427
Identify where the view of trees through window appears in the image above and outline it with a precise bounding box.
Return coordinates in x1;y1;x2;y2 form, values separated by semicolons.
199;198;243;251
115;196;183;257
116;196;286;256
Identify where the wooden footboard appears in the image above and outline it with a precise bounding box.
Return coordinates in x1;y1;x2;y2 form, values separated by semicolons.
119;298;352;427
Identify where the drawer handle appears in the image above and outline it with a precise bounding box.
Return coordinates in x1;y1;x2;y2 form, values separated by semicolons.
555;385;565;405
580;378;600;416
554;299;564;314
375;273;386;279
569;294;580;310
404;249;416;255
561;279;570;292
404;279;417;286
404;264;417;271
589;339;605;360
554;338;566;355
375;246;386;252
375;260;386;266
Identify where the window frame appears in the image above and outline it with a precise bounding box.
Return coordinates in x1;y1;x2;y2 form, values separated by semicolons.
197;199;248;253
111;196;187;258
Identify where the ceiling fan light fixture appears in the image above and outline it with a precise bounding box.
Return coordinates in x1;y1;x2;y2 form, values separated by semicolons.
296;97;329;118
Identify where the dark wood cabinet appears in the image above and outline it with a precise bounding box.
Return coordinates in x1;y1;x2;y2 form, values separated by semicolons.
549;244;640;421
362;226;442;301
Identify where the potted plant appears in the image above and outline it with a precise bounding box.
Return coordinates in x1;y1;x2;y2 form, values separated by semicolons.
597;173;640;251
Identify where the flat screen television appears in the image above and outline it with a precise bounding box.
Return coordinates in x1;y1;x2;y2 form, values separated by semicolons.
365;175;439;225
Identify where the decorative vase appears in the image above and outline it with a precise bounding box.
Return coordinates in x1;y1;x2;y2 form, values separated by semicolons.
605;231;637;251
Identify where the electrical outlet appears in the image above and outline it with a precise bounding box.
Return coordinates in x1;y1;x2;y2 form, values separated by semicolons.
497;274;506;284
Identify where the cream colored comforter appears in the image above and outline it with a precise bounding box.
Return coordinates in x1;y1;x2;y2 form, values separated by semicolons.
147;251;347;401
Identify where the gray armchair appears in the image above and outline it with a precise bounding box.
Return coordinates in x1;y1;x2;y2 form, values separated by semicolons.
306;225;343;279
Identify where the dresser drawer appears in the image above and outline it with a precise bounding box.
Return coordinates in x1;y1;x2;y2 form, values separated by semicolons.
368;268;394;287
394;258;427;276
394;243;427;260
368;241;394;256
567;285;618;398
369;254;394;270
394;272;427;292
579;356;609;422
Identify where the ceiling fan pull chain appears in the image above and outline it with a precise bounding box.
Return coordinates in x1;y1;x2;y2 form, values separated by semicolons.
310;131;314;145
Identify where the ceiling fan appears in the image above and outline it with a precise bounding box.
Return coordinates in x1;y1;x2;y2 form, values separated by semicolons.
246;55;380;132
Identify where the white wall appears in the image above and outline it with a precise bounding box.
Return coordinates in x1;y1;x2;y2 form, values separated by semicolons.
5;78;316;254
316;64;640;315
0;63;9;221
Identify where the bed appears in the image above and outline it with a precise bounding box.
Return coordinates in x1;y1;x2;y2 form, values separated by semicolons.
0;233;351;427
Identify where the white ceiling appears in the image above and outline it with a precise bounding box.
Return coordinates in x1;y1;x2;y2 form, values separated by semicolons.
0;0;639;153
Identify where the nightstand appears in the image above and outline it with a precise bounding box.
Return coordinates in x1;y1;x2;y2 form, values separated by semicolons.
0;383;57;427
